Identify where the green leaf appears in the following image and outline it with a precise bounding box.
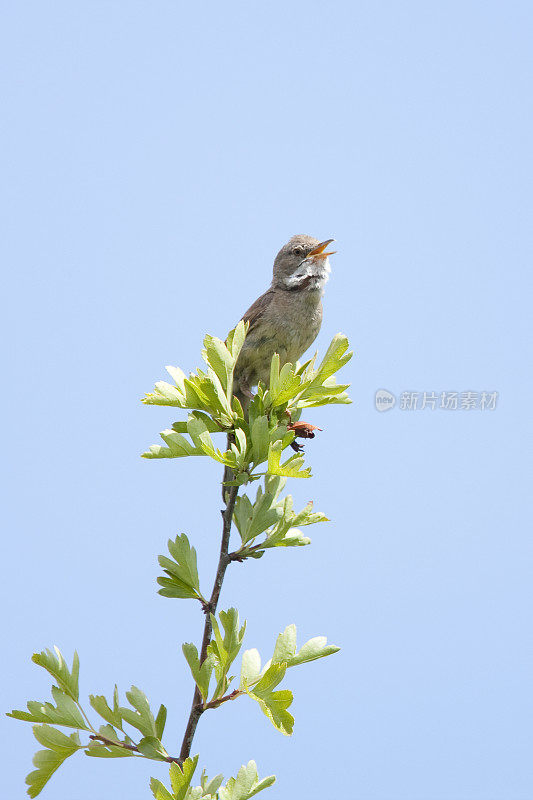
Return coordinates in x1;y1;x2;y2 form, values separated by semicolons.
157;534;203;601
150;778;176;800
150;755;200;800
26;725;81;797
206;367;234;417
219;761;276;800
172;412;221;434
251;662;286;696
238;626;339;736
260;497;326;550
252;689;294;736
239;649;262;689
232;477;328;558
271;624;297;664
137;735;170;761
9;685;88;730
241;663;294;736
232;493;254;541
143;429;205;459
226;320;248;364
233;483;284;546
295;383;352;409
209;609;246;670
31;647;79;701
201;771;225;796
155;704;167;740
187;414;229;464
202;334;234;396
32;723;81;751
268;353;280;398
261;528;311;549
119;686;157;738
267;440;311;479
269;362;302;407
207;609;247;700
250;416;270;466
165;365;187;391
89;692;123;729
230;427;248;470
182;643;214;701
143;380;186;407
313;332;352;382
286;635;340;667
270;625;340;668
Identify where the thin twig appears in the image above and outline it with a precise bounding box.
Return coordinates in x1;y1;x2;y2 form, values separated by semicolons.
88;734;181;763
178;470;239;763
202;688;242;711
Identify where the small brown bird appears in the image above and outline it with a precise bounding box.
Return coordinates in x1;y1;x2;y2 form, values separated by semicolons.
233;234;335;406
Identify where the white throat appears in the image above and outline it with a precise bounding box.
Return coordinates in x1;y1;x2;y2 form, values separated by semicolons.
283;256;331;292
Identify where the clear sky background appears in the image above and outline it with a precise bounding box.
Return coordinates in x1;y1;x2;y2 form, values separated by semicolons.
2;2;532;799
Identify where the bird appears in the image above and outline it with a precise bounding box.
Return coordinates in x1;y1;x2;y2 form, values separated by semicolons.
233;234;336;408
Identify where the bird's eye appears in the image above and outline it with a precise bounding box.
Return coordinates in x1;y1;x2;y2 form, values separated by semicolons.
292;246;304;256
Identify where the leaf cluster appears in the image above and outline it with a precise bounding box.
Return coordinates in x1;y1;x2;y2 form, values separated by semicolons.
9;328;353;799
142;326;352;488
8;648;170;796
150;757;275;800
232;474;328;559
182;613;340;738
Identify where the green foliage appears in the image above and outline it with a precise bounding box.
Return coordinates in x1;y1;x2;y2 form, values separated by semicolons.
32;647;80;701
271;624;340;667
9;327;352;798
241;663;294;736
207;609;247;701
232;476;328;558
151;759;275;800
142;322;248;429
26;726;83;798
8;685;89;730
116;685;163;739
262;332;352;411
182;644;215;703
157;534;205;601
232;476;286;546
89;681;169;756
198;770;225;799
9;648;177;795
239;624;340;735
142;328;352;485
218;761;276;800
150;755;199;800
266;439;311;478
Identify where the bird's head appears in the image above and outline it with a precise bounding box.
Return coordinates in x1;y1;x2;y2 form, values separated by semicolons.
272;234;336;292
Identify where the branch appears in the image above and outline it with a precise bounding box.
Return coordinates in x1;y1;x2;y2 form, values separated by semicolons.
178;466;239;763
88;734;181;763
203;688;242;711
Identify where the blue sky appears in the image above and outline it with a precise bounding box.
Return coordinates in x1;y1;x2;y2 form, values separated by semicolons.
2;2;532;799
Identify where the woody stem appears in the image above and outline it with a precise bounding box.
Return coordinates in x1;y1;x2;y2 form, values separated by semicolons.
178;472;239;762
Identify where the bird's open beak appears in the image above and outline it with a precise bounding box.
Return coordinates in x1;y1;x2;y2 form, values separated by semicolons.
307;239;336;259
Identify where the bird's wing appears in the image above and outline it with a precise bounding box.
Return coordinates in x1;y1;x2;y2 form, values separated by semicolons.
241;289;276;334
